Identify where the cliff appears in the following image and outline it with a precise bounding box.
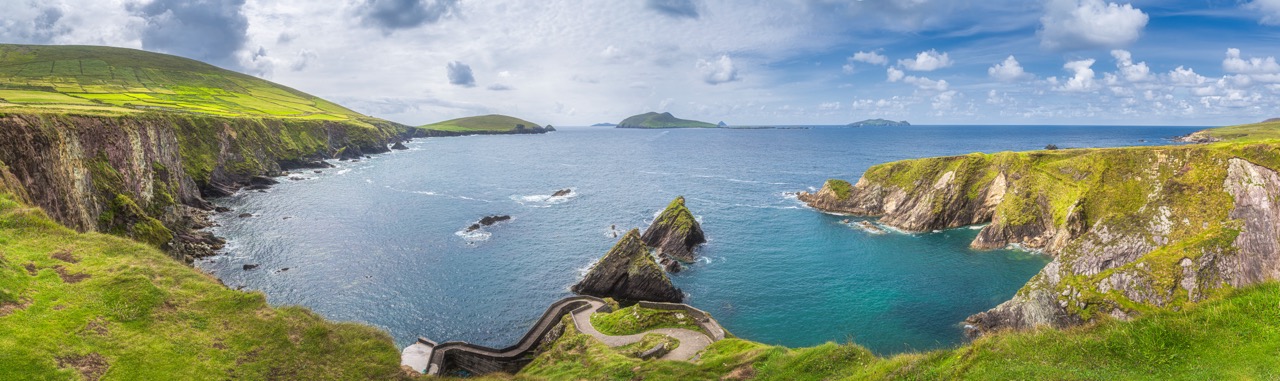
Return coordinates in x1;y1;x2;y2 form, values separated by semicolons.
800;142;1280;334
616;112;717;129
0;112;402;262
640;196;706;266
572;229;684;303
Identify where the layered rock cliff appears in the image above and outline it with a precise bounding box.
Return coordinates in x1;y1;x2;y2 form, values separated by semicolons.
640;196;706;267
800;144;1280;334
572;229;684;303
0;112;403;261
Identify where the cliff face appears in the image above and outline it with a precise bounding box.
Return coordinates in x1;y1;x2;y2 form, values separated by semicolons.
572;229;683;303
801;144;1280;333
0;113;402;261
640;196;706;265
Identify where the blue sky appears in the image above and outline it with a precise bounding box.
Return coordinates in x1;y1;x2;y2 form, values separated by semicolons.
2;0;1280;126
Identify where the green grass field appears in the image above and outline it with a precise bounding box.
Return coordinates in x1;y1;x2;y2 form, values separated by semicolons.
0;44;367;122
1200;119;1280;141
418;114;543;133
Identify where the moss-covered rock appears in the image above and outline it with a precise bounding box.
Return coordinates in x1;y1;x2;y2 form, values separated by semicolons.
640;196;706;267
572;229;683;303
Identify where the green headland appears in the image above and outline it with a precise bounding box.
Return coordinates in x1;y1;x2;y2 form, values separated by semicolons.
616;112;718;129
418;114;552;135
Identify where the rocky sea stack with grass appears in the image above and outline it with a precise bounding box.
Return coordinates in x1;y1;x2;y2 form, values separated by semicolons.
572;229;684;303
641;196;706;271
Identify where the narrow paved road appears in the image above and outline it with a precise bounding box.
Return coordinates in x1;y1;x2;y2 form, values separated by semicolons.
570;299;713;361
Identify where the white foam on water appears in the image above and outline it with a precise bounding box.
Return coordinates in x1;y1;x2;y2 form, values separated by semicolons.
455;229;491;243
511;189;577;207
336;168;352;175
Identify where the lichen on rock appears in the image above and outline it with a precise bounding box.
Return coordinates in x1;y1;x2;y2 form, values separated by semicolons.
572;229;683;303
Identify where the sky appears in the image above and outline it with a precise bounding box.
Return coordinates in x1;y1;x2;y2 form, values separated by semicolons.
2;0;1280;126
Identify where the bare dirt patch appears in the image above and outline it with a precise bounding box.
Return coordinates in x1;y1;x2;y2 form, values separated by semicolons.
51;248;79;263
0;298;32;317
81;318;109;336
55;352;109;381
54;265;89;284
23;262;36;276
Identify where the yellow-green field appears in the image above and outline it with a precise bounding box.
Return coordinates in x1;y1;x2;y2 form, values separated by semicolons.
0;44;365;122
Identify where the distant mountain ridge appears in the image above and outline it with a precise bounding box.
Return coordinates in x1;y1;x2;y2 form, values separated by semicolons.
848;118;910;127
616;112;717;129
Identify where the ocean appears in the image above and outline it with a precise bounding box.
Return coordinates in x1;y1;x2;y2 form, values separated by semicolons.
197;124;1202;355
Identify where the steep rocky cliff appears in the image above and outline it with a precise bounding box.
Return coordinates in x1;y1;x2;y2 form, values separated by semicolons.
572;229;684;303
640;196;706;267
0;112;403;261
801;143;1280;334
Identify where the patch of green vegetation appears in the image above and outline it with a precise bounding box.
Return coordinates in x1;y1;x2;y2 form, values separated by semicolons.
824;179;852;200
0;44;370;122
418;114;543;133
651;196;701;238
0;190;408;380
590;304;705;336
1199;119;1280;141
614;333;679;358
616;112;717;129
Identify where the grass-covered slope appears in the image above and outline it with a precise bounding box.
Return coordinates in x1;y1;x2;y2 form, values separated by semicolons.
0;184;406;380
508;282;1278;380
418;114;550;134
0;44;371;123
616;112;717;129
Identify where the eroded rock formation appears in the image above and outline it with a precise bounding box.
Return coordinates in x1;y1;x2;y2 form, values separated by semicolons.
572;229;683;303
640;196;706;267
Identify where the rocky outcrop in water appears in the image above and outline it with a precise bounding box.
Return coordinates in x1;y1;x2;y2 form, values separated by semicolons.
802;147;1280;335
640;196;706;265
466;215;512;232
572;229;683;303
551;189;572;197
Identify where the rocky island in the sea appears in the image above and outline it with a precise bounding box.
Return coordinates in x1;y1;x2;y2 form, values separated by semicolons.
847;118;910;127
571;229;684;302
417;114;555;136
641;196;707;272
616;112;718;129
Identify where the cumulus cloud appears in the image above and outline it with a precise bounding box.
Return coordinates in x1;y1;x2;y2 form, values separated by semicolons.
1223;48;1280;75
0;1;67;43
851;51;888;66
446;61;475;87
1111;49;1151;82
1167;66;1208;87
1039;0;1148;51
131;0;250;69
817;101;841;111
355;0;458;33
1245;0;1280;25
290;49;317;71
646;0;699;19
696;54;739;85
905;75;949;91
1057;58;1098;92
886;67;906;82
988;55;1032;82
898;49;953;71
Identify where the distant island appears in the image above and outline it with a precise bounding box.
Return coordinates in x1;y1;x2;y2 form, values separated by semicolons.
418;114;554;135
616;112;718;129
718;121;728;127
848;118;910;127
591;122;617;127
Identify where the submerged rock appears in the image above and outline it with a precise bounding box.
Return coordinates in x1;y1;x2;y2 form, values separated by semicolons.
640;196;706;263
572;229;683;303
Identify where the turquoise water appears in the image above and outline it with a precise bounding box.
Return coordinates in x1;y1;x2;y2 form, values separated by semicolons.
198;125;1201;354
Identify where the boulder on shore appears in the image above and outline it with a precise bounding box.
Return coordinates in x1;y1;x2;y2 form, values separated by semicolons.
571;229;683;303
640;196;706;263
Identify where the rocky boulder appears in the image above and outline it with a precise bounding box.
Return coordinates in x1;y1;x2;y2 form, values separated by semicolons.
572;229;683;303
641;196;706;264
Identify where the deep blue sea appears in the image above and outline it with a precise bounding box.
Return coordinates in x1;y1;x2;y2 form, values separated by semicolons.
198;124;1202;355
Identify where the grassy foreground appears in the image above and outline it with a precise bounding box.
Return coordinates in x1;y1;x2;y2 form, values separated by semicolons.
0;189;407;380
0;44;371;123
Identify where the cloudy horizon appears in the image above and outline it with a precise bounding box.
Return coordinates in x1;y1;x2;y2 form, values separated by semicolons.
3;0;1280;126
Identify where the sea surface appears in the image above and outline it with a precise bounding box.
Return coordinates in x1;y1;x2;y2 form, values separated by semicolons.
198;124;1202;355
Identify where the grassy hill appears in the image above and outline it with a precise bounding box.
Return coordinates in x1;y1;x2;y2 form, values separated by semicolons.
418;114;549;133
0;44;370;124
616;112;717;129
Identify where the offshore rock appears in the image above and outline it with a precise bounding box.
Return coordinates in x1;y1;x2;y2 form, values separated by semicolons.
390;141;408;150
572;229;683;303
641;196;706;263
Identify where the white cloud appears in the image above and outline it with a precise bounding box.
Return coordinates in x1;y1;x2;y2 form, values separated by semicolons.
1244;0;1280;25
696;54;739;85
988;55;1032;82
851;50;888;65
1167;66;1207;87
818;101;841;111
1056;58;1098;92
898;49;953;71
1223;48;1280;75
904;75;949;91
887;67;906;82
1040;0;1148;51
1110;50;1151;82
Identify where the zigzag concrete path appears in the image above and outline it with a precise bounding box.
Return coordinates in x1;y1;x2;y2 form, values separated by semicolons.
402;296;720;375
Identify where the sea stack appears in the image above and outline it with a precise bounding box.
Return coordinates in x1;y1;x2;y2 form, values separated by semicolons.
571;229;683;303
641;196;706;267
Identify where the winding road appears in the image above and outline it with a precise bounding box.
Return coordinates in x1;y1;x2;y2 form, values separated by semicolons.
402;296;724;375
